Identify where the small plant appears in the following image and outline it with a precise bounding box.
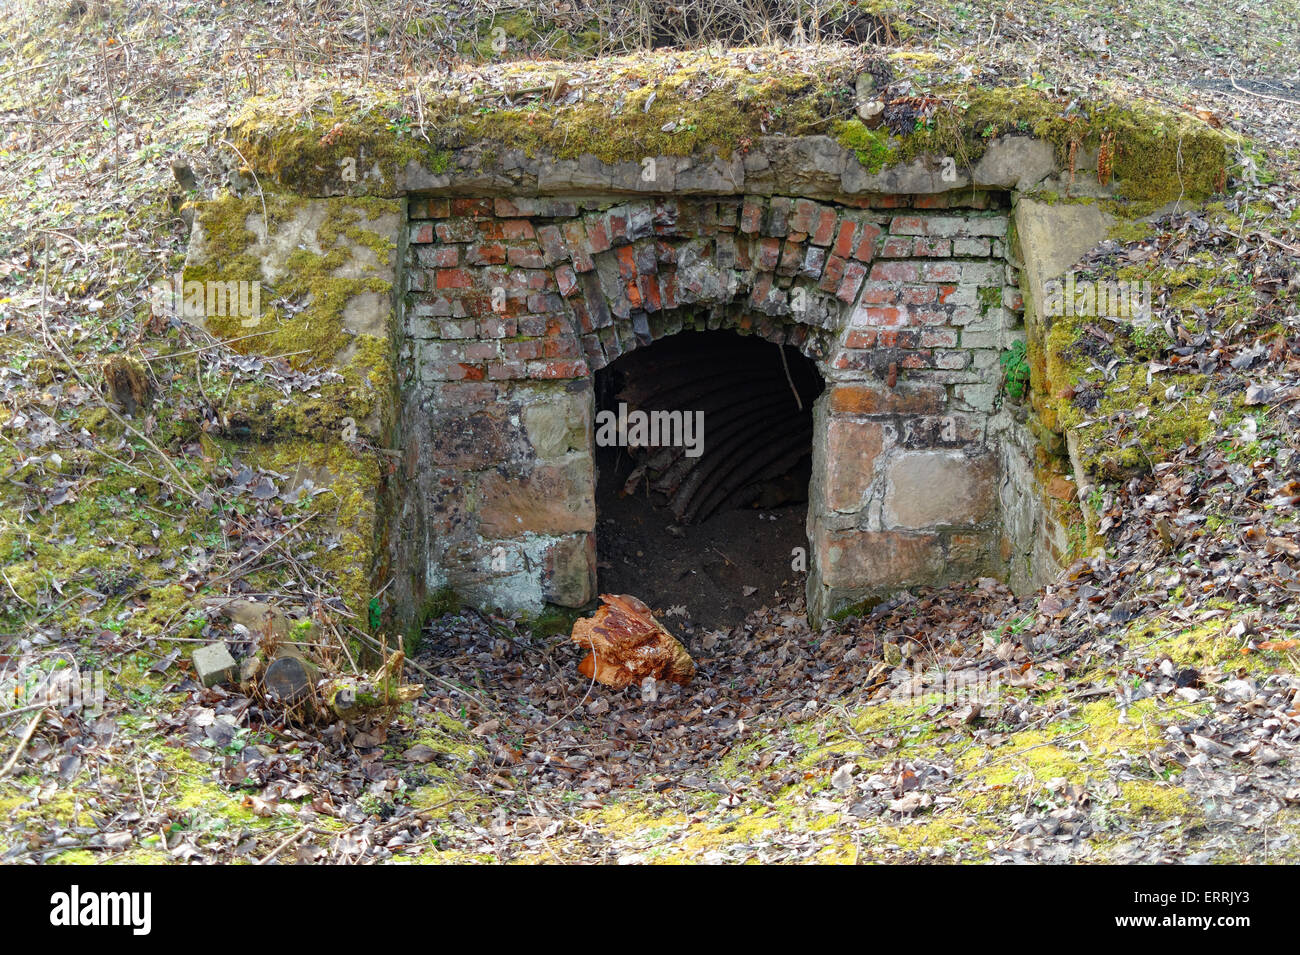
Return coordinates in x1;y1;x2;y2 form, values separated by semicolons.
999;340;1031;402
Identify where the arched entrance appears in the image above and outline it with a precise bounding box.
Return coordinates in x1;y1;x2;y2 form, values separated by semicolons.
593;329;824;631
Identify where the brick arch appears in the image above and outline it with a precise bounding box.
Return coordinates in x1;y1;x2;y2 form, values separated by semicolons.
404;191;1023;623
407;194;883;384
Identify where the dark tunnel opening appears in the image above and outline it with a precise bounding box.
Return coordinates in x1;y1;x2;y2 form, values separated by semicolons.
593;329;825;634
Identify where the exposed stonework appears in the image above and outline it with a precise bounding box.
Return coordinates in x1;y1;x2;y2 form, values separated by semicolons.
188;102;1210;628
398;191;1027;620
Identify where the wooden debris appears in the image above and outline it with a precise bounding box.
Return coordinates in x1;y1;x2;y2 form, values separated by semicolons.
570;594;695;689
101;355;152;415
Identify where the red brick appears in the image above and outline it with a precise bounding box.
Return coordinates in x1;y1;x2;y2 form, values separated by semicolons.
858;305;906;326
881;237;913;257
844;330;876;348
877;328;919;348
451;198;492;218
790;199;817;235
922;262;961;282
543;337;581;359
758;237;781;271
912;308;952;325
659;273;678;310
829;382;946;415
936;284;959;304
435;219;477;243
615;245;638;279
410;223;435;244
458;364;486;381
465;244;506;266
605;212;628;246
778;239;805;276
832;221;858;259
488;361;527;380
503;340;543;361
537;225;567;265
436;268;473;289
507;246;546;268
920;328;959;347
890;215;927;234
740;199;764;234
901;352;931;369
501;219;535;240
913;195;950;210
464;341;502;361
555;264;579;298
819;255;847;293
528;359;588;380
836;261;868;303
561;221;594;272
478;317;516;338
913;238;951;257
870;261;920;282
901;286;937;305
411;198;449;218
858;282;897;305
852;223;883;261
810;209;839;247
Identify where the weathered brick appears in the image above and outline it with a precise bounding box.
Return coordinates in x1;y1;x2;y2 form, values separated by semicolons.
465;244;506;266
851;223;883;261
819;255;848;293
415;244;458;268
501;219;536;240
800;246;827;280
451;198;493;218
829;382;947;415
832;220;858;258
913;238;952;257
507;245;546;268
836;261;868;303
871;261;920;283
880;237;913;257
537;224;568;265
790;199;817;236
765;197;792;237
436;268;473;289
810;208;839;247
921;262;961;283
555;264;579;298
528;359;588;379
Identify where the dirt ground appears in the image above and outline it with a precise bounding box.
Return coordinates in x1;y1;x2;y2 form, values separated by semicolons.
593;445;809;635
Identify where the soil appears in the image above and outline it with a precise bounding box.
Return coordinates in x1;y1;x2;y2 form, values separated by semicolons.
593;444;809;635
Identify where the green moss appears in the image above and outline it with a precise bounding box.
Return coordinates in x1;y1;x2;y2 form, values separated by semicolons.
241;438;381;617
226;56;1231;209
835;118;896;173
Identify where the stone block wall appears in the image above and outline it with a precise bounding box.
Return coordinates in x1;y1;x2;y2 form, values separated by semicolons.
399;191;1027;620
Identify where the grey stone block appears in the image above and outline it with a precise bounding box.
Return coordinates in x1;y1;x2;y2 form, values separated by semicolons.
192;642;237;688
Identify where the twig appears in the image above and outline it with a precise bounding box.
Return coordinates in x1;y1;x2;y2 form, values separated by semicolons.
1229;75;1300;107
0;708;45;778
256;824;313;865
777;340;803;411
